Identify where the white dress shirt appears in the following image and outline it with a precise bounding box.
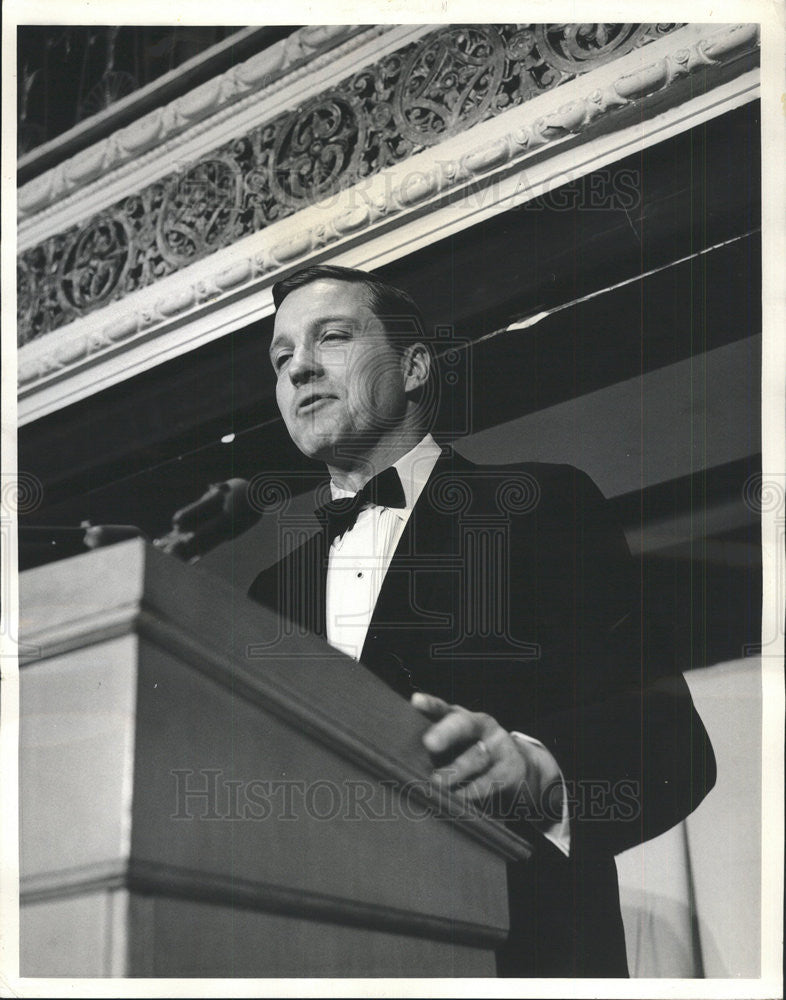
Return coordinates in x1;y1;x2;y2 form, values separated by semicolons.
325;433;442;660
324;433;570;856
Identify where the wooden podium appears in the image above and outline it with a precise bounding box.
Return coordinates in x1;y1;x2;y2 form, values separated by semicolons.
19;540;530;977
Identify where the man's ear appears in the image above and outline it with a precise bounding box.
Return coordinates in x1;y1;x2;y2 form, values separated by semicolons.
402;342;431;393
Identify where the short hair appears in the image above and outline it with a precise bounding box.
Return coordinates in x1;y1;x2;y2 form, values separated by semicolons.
272;264;428;359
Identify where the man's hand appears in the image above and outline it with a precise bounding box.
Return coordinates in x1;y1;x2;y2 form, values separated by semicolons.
411;691;562;820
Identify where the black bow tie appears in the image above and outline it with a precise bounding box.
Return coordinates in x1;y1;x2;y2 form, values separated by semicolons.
315;466;406;544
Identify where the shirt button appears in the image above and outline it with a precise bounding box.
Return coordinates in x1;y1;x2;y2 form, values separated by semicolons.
357;572;364;578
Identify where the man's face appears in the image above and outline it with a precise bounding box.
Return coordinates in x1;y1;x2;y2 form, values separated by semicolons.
269;279;410;463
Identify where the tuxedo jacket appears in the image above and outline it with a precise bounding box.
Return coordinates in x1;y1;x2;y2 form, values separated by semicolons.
248;447;716;977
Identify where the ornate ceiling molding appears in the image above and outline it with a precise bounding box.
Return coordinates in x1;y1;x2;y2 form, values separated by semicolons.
16;22;760;423
17;25;412;247
17;24;683;251
18;24;690;235
16;26;384;225
17;23;687;346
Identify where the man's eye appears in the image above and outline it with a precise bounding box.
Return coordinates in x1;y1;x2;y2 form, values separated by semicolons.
321;331;349;343
274;354;291;371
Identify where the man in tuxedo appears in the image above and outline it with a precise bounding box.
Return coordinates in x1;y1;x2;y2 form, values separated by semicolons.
249;264;716;977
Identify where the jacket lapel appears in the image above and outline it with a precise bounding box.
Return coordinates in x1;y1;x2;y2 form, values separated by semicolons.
359;447;467;667
278;530;329;640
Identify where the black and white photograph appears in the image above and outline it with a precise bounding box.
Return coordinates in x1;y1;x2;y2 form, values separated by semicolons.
1;1;783;994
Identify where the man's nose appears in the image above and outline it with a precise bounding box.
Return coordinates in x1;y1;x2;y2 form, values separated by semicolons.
288;345;321;385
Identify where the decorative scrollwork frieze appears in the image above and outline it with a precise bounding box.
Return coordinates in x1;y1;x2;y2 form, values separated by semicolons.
58;217;132;311
535;23;675;72
271;94;366;205
156;158;244;266
21;21;736;349
395;26;507;144
17;25;380;223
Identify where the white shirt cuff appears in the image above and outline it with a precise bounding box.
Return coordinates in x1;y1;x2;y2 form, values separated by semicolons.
510;731;571;858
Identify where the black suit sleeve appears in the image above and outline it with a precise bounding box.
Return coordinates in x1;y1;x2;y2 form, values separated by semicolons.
524;467;716;856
